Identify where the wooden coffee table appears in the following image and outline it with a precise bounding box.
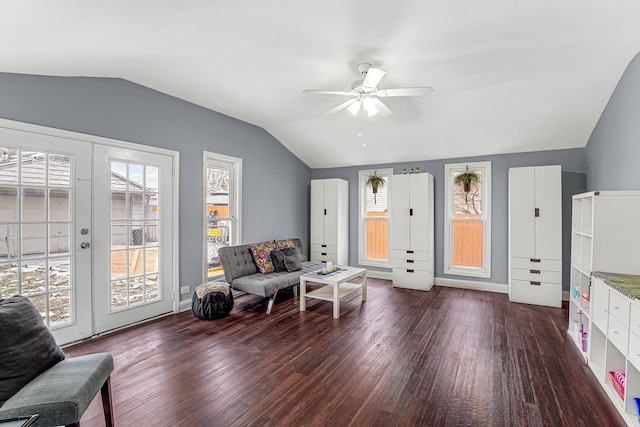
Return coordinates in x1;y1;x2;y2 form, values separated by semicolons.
299;267;367;318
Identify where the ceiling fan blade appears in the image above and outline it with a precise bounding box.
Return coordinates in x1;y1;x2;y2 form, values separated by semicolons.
362;67;386;88
303;89;352;95
325;99;357;115
372;98;393;117
377;87;433;97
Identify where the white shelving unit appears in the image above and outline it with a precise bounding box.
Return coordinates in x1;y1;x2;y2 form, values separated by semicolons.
568;191;640;360
568;191;640;426
588;274;640;427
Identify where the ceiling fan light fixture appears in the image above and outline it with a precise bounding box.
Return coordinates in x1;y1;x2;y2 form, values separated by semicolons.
362;97;378;117
348;100;362;116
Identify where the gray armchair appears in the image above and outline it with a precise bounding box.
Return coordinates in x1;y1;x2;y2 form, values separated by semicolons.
0;294;115;427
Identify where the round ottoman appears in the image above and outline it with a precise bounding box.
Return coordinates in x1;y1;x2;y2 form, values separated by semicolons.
192;283;234;320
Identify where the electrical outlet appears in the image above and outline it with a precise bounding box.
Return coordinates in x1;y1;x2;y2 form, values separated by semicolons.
180;286;190;294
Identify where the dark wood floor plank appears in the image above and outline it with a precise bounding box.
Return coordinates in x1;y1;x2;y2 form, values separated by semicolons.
65;280;625;427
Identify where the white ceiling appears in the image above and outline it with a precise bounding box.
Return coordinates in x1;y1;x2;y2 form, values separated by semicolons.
1;1;640;168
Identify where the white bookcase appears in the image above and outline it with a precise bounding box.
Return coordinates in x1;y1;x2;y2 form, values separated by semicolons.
310;178;349;265
587;274;640;427
568;191;640;360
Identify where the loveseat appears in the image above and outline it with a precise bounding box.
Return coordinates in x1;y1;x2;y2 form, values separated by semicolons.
218;238;324;313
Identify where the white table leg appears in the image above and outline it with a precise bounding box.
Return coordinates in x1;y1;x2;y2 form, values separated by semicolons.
361;271;368;302
300;277;307;311
333;281;340;319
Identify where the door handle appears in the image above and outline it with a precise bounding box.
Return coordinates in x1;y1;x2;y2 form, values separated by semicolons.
80;242;91;249
530;281;541;286
535;208;540;217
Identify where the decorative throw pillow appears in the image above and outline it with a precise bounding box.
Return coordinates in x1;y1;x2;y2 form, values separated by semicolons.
250;241;275;274
272;238;295;251
284;254;302;272
0;295;66;406
271;247;298;272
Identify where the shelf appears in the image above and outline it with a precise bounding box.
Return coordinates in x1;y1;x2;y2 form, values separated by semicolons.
304;282;361;302
567;330;588;361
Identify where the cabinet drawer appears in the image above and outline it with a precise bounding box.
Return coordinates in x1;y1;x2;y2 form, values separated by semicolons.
609;291;630;324
630;305;640;337
391;258;431;271
511;268;562;284
629;332;640;370
511;257;561;272
311;243;337;253
608;315;629;355
310;251;337;263
509;279;562;308
392;249;429;262
392;268;433;291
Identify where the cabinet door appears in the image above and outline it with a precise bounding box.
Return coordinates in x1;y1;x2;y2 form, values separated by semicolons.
534;166;561;260
409;174;431;252
509;167;535;258
391;174;411;250
323;179;339;246
310;180;325;244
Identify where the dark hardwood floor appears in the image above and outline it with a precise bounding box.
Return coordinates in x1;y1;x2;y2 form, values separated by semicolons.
66;279;625;427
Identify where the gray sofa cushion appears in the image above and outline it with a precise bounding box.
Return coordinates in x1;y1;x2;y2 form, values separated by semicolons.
231;261;323;297
0;296;65;406
271;247;299;272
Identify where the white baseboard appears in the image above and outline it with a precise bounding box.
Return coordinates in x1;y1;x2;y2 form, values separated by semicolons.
435;277;508;294
365;270;393;280
179;299;191;312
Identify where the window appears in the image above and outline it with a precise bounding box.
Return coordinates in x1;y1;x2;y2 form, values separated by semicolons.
203;152;242;281
358;168;392;267
444;161;491;278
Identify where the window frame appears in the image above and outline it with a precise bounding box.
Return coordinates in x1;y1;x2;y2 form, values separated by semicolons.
358;168;392;268
203;151;242;282
444;161;491;278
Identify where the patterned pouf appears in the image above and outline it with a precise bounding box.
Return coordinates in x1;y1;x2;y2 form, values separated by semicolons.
192;283;234;320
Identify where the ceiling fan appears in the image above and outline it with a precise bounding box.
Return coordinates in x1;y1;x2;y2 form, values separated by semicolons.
303;62;432;117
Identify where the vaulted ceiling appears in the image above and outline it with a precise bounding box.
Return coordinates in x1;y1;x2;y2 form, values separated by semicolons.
2;1;639;168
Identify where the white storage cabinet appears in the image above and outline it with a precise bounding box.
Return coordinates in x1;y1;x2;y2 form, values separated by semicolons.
390;173;434;291
508;165;562;307
310;178;349;265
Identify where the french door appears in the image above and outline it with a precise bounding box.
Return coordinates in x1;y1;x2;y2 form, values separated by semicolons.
0;120;177;344
93;145;174;334
0;127;92;344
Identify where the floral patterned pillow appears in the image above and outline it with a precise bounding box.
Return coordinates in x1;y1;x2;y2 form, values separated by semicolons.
250;241;275;274
272;238;294;251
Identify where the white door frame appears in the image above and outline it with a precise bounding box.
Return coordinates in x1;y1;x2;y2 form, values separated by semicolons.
0;118;180;340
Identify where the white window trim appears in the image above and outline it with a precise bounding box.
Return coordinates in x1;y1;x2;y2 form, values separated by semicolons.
358;168;392;268
203;151;242;283
444;161;491;278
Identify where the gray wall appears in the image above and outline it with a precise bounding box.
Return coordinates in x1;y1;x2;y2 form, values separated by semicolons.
586;51;640;190
312;149;587;291
0;73;311;298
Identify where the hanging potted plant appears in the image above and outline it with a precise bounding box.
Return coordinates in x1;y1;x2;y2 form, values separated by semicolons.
454;166;481;203
366;171;385;204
